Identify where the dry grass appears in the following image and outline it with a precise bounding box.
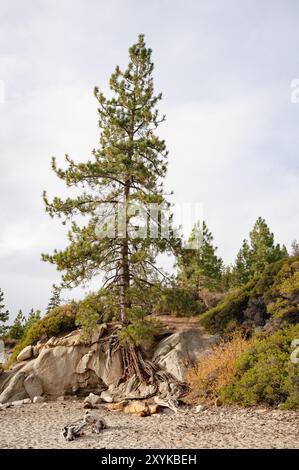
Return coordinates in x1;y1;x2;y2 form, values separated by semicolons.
187;333;253;403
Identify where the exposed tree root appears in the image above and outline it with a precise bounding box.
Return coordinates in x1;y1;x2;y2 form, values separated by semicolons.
105;327;186;400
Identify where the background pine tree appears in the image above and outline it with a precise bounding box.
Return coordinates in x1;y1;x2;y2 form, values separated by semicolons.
23;309;41;335
8;309;25;340
0;288;9;337
47;285;61;313
231;217;288;287
178;221;224;292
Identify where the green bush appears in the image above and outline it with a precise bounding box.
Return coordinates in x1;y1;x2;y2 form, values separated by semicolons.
221;324;299;409
118;311;161;350
200;281;254;334
6;303;77;368
200;256;299;334
153;287;204;317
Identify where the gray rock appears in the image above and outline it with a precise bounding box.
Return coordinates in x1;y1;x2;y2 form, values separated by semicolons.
23;398;32;404
100;390;113;403
0;329;125;402
0;371;28;404
17;346;33;362
11;400;24;406
33;395;46;404
194;404;208;413
24;373;43;400
84;393;101;407
153;329;218;381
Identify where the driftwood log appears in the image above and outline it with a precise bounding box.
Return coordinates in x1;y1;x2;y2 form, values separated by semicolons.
61;411;107;441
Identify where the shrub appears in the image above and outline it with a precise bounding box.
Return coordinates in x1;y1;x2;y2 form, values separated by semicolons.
187;333;252;402
200;282;254;334
221;324;299;409
75;289;119;338
153;287;204;317
118;312;161;350
200;256;299;334
6;303;77;368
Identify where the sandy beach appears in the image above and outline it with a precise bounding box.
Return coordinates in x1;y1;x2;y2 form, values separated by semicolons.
0;400;298;449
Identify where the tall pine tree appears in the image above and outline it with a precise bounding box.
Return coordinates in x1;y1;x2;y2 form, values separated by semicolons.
178;221;223;292
8;309;25;340
42;35;174;326
291;240;299;256
232;217;288;286
47;285;61;313
0;288;9;337
24;309;41;335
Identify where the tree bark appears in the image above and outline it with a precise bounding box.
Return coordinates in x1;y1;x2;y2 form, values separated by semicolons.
119;182;130;325
119;240;130;324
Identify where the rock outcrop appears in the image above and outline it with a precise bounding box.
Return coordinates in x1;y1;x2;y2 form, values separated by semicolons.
0;323;218;404
152;328;218;381
24;374;43;400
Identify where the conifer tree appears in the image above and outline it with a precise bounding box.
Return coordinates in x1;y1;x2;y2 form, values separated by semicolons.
232;239;252;286
47;285;61;313
178;221;223;292
9;309;25;340
232;217;288;286
24;309;41;335
0;288;9;337
291;239;299;256
42;35;174;326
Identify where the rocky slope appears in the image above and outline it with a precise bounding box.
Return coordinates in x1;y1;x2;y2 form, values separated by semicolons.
0;322;218;404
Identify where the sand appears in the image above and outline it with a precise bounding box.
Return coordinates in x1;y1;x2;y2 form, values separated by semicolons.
0;400;298;449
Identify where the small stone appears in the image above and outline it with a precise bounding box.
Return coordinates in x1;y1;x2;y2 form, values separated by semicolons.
194;404;208;413
84;392;101;407
100;390;113;403
23;398;32;404
123;400;151;417
11;400;24;406
56;396;65;401
33;395;46;404
107;401;128;412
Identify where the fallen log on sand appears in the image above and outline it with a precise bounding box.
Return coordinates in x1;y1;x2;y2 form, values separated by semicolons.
61;411;108;441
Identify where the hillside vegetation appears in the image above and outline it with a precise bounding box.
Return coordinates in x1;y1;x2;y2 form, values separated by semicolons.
189;256;299;408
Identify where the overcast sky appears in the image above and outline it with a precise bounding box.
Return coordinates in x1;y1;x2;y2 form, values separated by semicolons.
1;0;299;319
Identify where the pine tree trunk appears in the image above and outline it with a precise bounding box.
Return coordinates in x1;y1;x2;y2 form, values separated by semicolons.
119;182;130;325
119;240;130;324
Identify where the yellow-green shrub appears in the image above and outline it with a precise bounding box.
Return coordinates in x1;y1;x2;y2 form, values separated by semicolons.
221;324;299;409
187;333;252;402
